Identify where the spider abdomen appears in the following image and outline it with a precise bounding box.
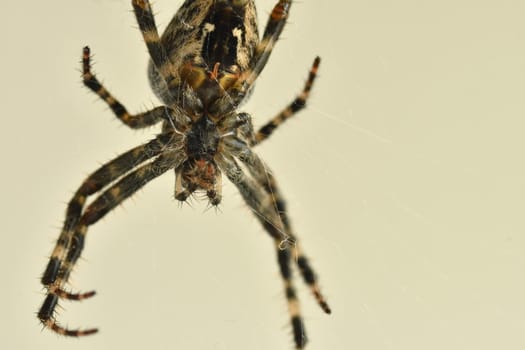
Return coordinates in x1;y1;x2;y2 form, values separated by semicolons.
148;0;259;107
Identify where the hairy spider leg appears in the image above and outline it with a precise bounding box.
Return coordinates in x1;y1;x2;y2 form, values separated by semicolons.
38;134;180;336
234;0;292;97
254;57;321;144
132;0;178;91
222;140;307;346
245;57;332;314
260;172;331;315
41;44;177;300
57;152;182;284
216;154;307;349
82;46;169;129
41;134;175;291
224;138;331;314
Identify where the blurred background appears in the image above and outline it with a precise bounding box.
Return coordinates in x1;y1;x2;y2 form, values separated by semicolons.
1;0;524;349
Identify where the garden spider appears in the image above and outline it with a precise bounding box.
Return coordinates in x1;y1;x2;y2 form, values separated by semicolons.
38;0;330;348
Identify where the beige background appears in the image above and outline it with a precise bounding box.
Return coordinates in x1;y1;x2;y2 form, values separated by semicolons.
1;0;524;349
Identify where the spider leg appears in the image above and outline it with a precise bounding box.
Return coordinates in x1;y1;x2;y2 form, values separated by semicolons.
277;242;308;349
41;133;176;289
38;133;180;336
223;138;331;314
82;46;169;129
216;154;308;349
132;0;178;91
56;152;182;285
254;57;321;145
233;0;292;97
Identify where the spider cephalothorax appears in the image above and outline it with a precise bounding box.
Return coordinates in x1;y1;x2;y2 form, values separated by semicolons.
38;1;330;348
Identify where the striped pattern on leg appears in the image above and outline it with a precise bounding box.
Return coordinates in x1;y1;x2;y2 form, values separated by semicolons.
255;57;320;144
217;154;307;348
82;46;168;129
277;243;308;349
234;0;292;96
53;153;180;286
132;0;178;89
38;134;179;336
224;138;331;315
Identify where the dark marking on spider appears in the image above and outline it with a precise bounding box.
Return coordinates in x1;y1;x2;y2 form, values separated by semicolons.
38;1;330;348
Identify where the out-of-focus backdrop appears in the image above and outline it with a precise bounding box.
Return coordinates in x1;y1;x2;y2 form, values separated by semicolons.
1;0;524;349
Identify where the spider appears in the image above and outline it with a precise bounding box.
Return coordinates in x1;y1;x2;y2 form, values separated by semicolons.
38;0;330;348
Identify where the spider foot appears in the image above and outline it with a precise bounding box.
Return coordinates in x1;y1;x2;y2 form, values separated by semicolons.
42;318;98;337
312;287;331;314
47;284;96;301
38;294;98;336
55;287;97;301
296;256;331;314
82;46;94;75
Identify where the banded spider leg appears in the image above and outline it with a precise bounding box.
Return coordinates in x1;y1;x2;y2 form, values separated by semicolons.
38;46;184;336
224;58;331;348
